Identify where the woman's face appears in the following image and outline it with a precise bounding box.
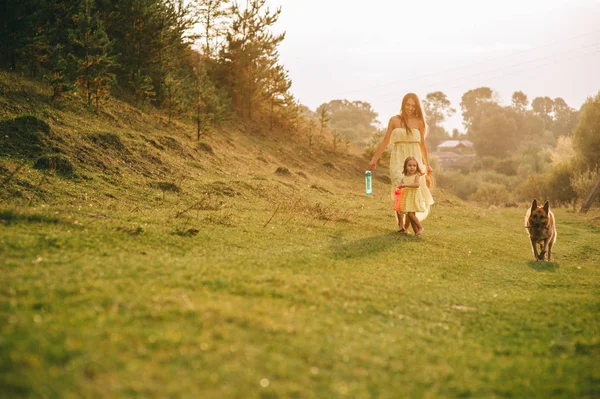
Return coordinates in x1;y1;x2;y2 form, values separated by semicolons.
406;159;418;174
404;98;417;116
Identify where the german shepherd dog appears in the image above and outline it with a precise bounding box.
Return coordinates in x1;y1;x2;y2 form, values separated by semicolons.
525;199;557;261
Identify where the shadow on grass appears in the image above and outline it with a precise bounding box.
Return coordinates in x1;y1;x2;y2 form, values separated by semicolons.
0;209;61;226
0;115;50;159
527;260;559;272
332;231;409;259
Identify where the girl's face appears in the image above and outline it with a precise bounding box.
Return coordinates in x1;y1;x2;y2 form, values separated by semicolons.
406;159;418;174
404;98;416;116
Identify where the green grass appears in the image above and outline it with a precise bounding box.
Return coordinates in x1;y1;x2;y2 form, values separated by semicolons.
1;71;600;398
2;193;599;398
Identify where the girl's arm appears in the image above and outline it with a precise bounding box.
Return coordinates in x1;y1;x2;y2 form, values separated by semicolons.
399;175;420;189
369;117;395;170
418;122;433;174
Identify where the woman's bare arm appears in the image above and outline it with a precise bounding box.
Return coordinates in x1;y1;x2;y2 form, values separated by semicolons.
369;117;396;170
418;122;432;173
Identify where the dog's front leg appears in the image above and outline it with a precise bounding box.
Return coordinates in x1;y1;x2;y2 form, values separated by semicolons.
544;238;553;262
530;237;540;261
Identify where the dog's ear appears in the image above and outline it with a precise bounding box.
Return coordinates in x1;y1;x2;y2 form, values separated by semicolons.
543;200;550;213
531;199;538;211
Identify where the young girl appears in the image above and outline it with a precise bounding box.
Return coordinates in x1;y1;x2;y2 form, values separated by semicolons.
398;156;427;236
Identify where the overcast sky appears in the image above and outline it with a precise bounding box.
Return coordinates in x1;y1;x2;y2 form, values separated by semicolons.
263;0;600;132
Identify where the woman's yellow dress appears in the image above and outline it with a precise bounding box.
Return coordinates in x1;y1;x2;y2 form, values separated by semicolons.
389;127;434;220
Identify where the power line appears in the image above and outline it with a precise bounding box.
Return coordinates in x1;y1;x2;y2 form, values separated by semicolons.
440;48;600;93
368;41;600;101
338;28;600;97
368;48;600;127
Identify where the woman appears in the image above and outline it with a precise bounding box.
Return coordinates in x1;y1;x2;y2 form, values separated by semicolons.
369;93;434;232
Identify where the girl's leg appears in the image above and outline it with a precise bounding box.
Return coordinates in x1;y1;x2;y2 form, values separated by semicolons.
407;213;418;233
408;213;424;236
396;211;407;232
403;214;411;232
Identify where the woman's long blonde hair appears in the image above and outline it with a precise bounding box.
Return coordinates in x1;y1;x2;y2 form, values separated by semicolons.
399;93;427;135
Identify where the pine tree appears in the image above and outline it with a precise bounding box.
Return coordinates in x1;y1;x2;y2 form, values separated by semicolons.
318;105;330;135
69;0;117;112
221;0;285;121
264;64;291;130
48;44;73;99
193;0;231;57
0;0;40;71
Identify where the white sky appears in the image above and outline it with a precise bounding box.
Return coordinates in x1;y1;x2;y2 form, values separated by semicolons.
264;0;600;132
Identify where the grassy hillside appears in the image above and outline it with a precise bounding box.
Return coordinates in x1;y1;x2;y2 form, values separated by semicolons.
1;72;600;398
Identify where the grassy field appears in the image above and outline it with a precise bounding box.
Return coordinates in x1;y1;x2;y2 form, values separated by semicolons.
1;72;600;398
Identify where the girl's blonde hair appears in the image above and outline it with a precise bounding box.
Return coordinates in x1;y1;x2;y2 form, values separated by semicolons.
403;156;424;176
399;93;427;135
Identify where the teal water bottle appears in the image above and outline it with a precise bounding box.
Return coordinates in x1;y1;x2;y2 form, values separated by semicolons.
365;170;372;195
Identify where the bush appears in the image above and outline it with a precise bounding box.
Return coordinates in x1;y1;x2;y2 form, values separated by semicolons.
198;142;214;154
516;163;534;180
437;171;478;199
494;158;517;175
148;181;181;192
88;132;126;152
453;156;474;174
573;91;600;169
469;159;484;173
545;163;577;204
473;170;513;186
514;164;576;205
469;182;510;205
571;168;600;205
275;167;291;176
0;115;50;159
33;154;75;178
515;173;549;202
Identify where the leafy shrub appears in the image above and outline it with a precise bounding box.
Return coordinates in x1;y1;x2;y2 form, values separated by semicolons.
438;170;519;200
545;163;577;204
198;142;214;154
473;170;520;190
469;182;510;205
0;115;50;159
33;154;75;177
551;136;575;166
88;132;126;152
571;168;600;205
516;163;534;179
437;171;478;199
515;173;550;202
148;181;181;192
453;156;475;174
494;158;517;175
275;167;291;176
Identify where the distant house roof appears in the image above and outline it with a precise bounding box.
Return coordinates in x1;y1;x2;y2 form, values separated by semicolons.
437;140;473;149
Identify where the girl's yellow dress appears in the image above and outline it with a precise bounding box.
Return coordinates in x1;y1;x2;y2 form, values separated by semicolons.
389;127;434;220
400;174;424;213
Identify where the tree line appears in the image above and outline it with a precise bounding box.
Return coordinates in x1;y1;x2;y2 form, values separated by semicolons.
433;87;600;207
0;0;299;135
2;0;599;198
